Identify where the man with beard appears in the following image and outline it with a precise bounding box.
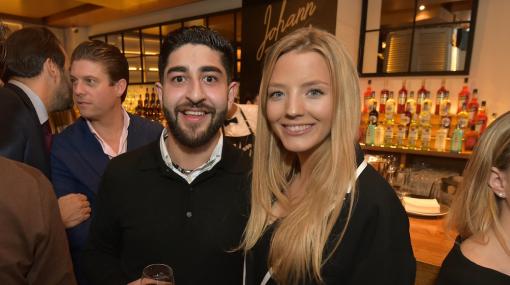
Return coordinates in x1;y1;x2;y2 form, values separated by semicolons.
83;26;251;285
51;40;162;285
0;27;73;178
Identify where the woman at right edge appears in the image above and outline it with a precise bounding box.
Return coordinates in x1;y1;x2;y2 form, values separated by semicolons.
241;27;416;285
436;111;510;284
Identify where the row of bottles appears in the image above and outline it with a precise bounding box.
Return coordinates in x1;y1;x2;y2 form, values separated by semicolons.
361;78;492;153
135;88;164;121
363;78;486;124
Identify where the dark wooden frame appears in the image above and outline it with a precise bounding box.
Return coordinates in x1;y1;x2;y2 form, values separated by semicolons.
357;0;479;77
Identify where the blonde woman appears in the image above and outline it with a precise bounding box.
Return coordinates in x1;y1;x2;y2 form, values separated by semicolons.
436;111;510;284
242;27;415;285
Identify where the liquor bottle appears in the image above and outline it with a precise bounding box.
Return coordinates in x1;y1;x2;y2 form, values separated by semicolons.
363;79;373;113
379;81;390;115
365;123;376;146
450;124;463;153
406;91;417;115
384;121;395;147
475;101;488;134
396;124;407;148
420;125;432;151
457;102;469;130
408;119;419;150
368;91;378;111
397;80;407;114
467;88;479;125
143;88;150;117
374;124;385;146
419;98;432;128
135;94;144;116
457;78;470;113
439;91;451;117
434;128;448;152
464;125;479;151
435;79;448;115
385;91;396;124
155;97;162;121
368;101;379;126
416;80;428;114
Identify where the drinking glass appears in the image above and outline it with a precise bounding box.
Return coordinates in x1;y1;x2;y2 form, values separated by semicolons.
141;264;174;285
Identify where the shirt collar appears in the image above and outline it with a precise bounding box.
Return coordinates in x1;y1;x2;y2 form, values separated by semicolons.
86;108;131;159
159;128;223;184
9;79;48;124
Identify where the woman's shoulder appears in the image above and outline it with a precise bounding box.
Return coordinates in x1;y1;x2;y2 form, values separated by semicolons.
437;238;510;285
356;164;402;209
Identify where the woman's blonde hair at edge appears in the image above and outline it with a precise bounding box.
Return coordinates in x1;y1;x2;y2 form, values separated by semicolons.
241;27;361;284
447;111;510;255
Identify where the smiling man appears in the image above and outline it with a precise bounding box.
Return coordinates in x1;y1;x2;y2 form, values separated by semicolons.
82;27;252;285
50;40;162;285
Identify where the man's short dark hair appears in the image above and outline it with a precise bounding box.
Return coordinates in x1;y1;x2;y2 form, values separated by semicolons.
71;40;129;102
4;27;64;80
158;26;234;83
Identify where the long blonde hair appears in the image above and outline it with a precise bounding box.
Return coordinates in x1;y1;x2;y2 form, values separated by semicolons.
242;27;361;284
447;111;510;254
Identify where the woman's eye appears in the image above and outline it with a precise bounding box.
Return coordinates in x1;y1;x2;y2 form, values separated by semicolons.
268;91;284;99
307;88;324;97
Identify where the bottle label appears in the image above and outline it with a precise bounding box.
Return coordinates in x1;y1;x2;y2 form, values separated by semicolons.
441;116;451;129
396;126;406;145
468;109;477;121
440;101;451;116
398;92;407;105
375;126;385;146
365;124;376;145
421;128;431;140
408;126;418;147
400;114;410;126
419;113;431;126
475;119;487;133
458;117;468;128
451;130;463;152
369;114;378;125
386;103;395;115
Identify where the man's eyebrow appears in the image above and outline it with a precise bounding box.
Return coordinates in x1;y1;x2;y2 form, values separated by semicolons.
166;66;188;75
200;66;222;74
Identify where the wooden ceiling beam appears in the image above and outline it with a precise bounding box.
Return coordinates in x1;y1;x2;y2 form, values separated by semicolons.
0;12;44;25
43;4;103;26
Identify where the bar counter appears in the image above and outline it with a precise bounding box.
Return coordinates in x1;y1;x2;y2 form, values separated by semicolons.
409;215;456;285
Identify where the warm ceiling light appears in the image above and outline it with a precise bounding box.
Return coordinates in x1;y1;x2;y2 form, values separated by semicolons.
419;5;426;11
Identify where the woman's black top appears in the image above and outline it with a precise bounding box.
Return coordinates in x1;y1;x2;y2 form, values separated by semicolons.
245;148;416;285
436;238;510;285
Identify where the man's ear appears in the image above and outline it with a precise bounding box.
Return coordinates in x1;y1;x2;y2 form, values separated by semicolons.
115;79;127;99
488;167;508;198
44;58;60;82
227;81;239;110
155;82;163;102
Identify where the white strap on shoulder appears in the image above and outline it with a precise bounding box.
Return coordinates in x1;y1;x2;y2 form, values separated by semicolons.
347;159;368;194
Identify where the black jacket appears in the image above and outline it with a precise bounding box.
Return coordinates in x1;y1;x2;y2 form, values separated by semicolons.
0;83;49;177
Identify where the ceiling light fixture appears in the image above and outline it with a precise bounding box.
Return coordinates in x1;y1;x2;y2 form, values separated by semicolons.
419;5;426;11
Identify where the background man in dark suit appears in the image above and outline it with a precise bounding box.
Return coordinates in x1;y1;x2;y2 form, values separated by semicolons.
51;40;162;285
0;156;77;285
0;27;73;178
83;26;251;285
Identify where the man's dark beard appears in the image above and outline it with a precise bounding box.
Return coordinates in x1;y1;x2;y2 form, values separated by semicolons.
164;103;227;148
